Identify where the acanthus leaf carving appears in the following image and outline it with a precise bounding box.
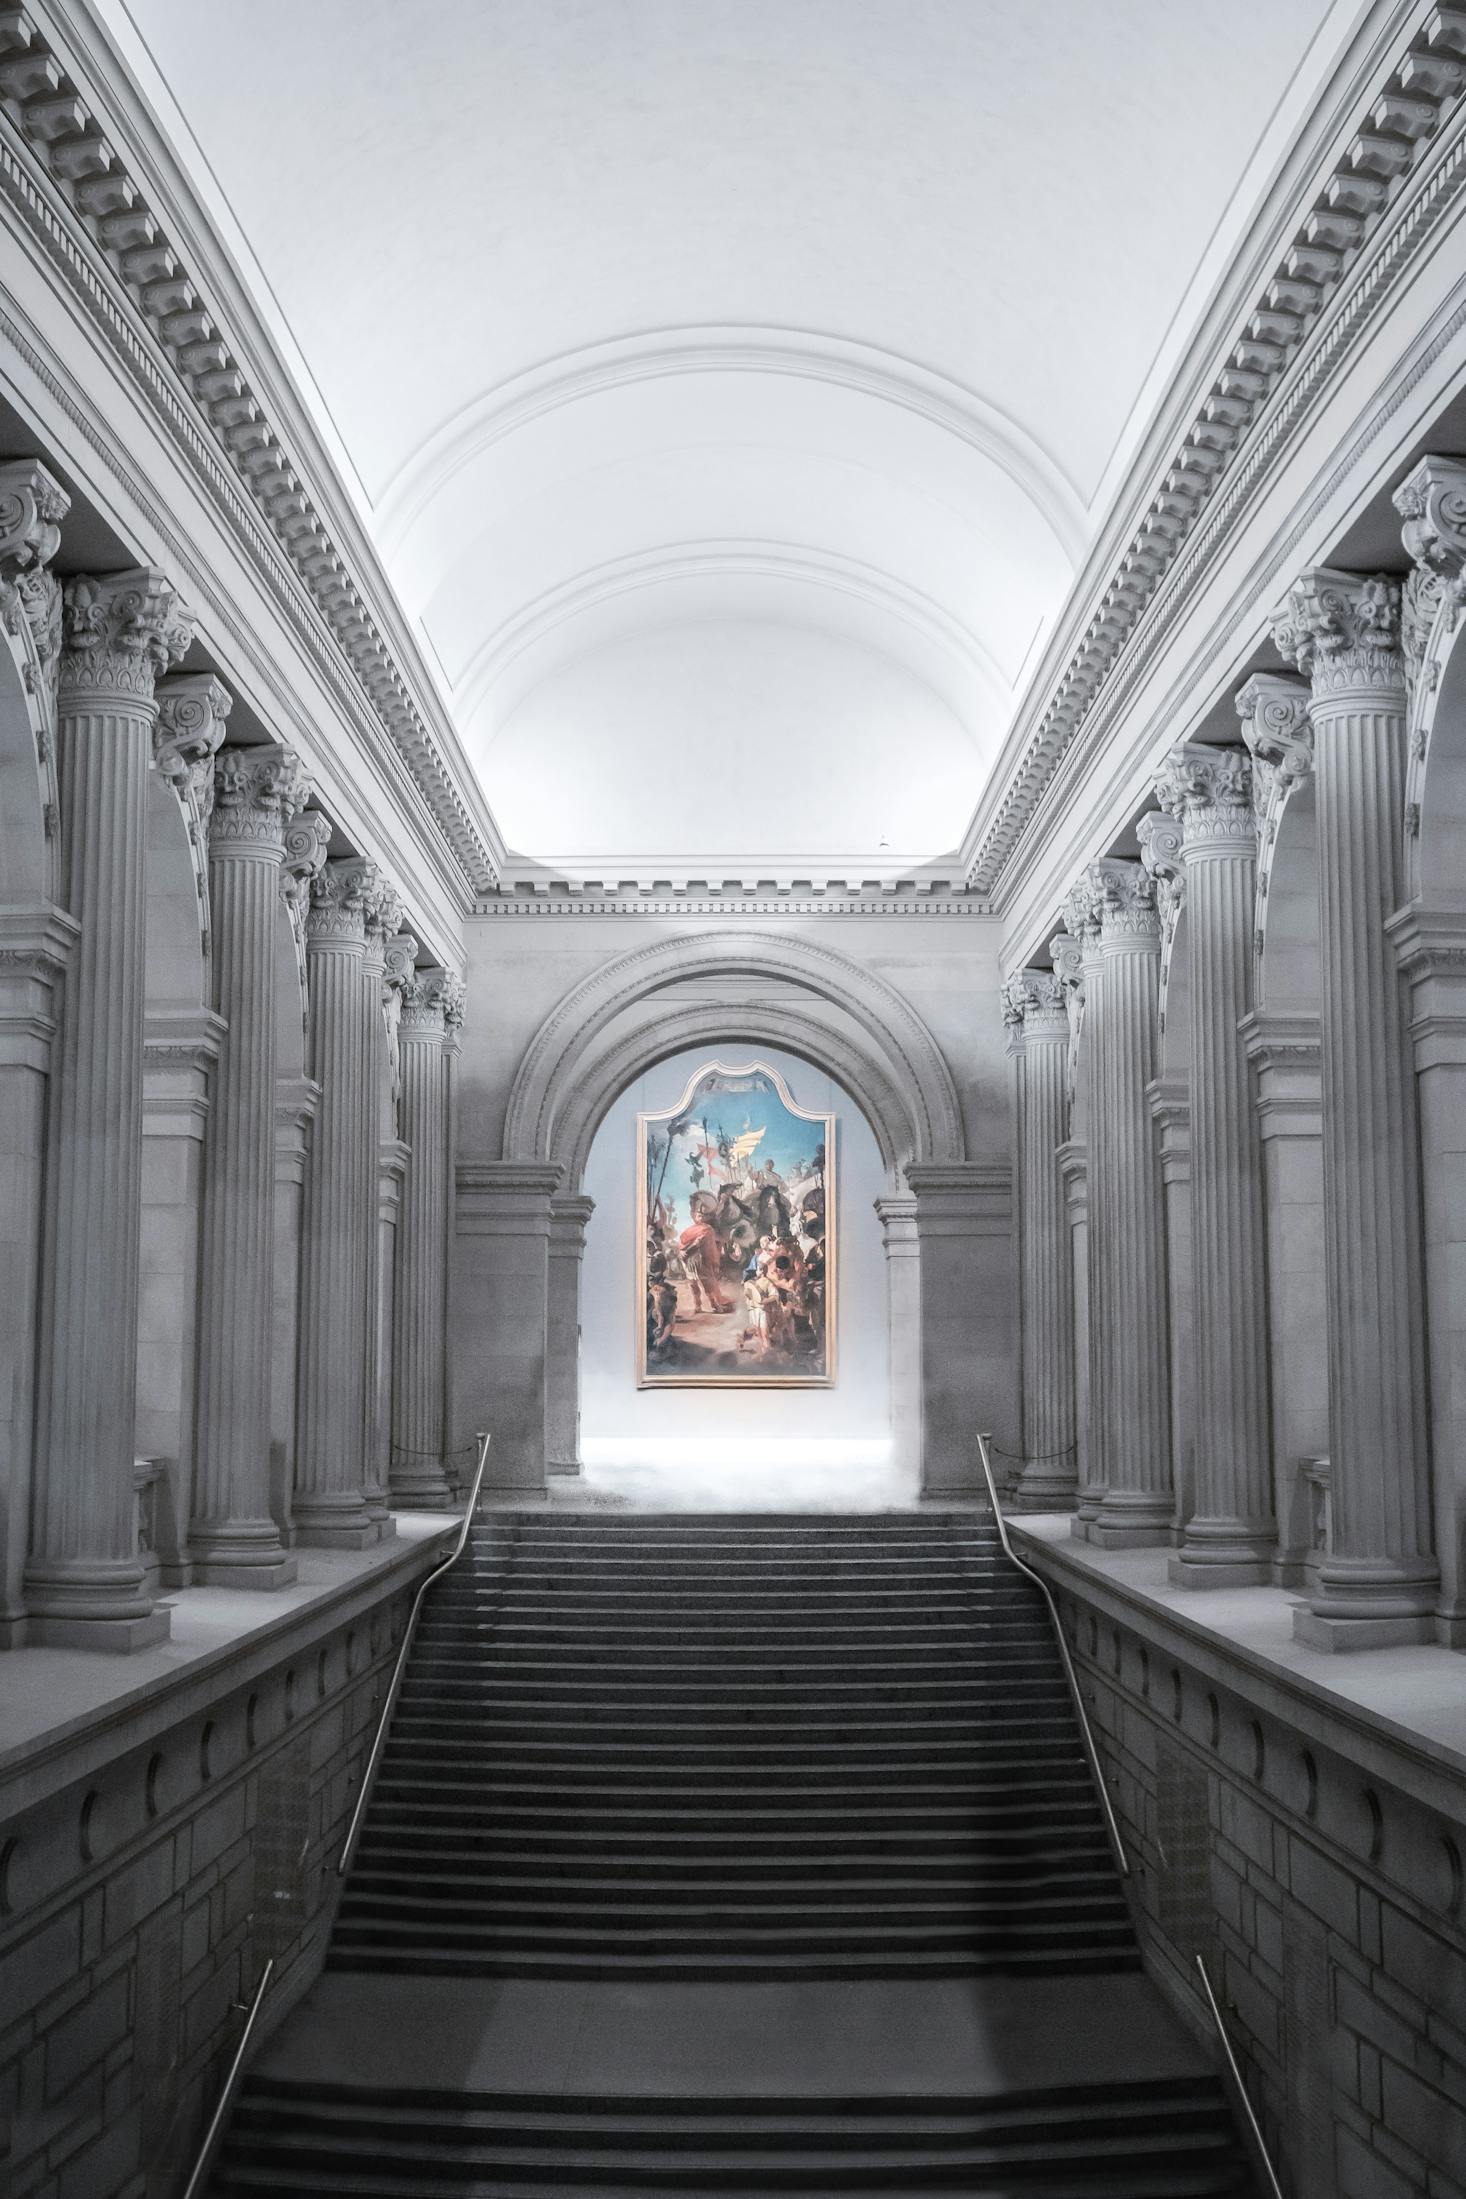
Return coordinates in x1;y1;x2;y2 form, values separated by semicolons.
1091;856;1161;942
1152;742;1256;849
209;745;310;851
1236;671;1313;813
60;569;194;699
1269;568;1404;697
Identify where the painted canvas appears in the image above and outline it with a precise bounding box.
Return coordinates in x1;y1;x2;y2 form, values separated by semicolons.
639;1061;834;1388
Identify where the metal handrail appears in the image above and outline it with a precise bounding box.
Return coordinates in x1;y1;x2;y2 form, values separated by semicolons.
975;1429;1129;1877
1196;1955;1287;2199
179;1956;274;2199
338;1431;492;1877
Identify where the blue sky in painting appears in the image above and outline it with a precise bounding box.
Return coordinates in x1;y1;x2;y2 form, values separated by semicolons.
645;1066;826;1218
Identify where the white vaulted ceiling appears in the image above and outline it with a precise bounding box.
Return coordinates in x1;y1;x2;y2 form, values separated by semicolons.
100;0;1358;877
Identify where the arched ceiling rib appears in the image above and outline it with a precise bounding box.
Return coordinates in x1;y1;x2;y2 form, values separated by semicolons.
98;0;1360;880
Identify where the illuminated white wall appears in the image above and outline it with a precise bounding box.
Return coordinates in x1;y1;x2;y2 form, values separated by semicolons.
579;1043;891;1486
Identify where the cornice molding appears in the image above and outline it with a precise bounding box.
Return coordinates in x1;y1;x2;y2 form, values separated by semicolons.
964;4;1466;899
471;893;993;920
0;3;499;896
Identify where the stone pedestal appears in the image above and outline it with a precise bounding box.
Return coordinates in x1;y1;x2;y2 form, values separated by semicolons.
390;974;453;1507
1087;860;1172;1548
1272;571;1436;1647
456;1161;563;1494
547;1194;595;1476
189;738;307;1588
1157;744;1275;1586
1002;971;1076;1509
27;571;192;1649
295;860;378;1548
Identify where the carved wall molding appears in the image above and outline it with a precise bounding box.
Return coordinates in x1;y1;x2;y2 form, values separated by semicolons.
966;7;1466;899
0;6;497;896
473;890;991;919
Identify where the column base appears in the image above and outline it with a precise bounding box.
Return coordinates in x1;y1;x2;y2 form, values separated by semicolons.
292;1491;380;1549
547;1460;584;1479
1012;1476;1077;1513
192;1554;299;1590
28;1607;171;1651
390;1480;454;1509
1169;1552;1273;1589
1292;1606;1436;1652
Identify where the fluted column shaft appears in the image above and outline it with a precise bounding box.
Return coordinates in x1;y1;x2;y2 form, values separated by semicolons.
358;886;400;1531
190;743;308;1586
1160;748;1275;1585
295;861;376;1546
1005;972;1076;1508
1273;570;1436;1644
1090;863;1171;1545
391;985;451;1506
1057;907;1107;1524
27;571;192;1649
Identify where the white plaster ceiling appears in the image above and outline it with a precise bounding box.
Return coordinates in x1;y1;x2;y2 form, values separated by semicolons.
102;0;1359;877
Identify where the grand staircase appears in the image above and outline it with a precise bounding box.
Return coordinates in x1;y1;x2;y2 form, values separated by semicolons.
212;1510;1258;2196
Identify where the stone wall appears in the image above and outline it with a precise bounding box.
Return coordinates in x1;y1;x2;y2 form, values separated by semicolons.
0;1536;443;2199
1030;1538;1466;2198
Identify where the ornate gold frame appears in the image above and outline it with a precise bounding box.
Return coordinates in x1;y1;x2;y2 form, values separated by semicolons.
636;1059;836;1390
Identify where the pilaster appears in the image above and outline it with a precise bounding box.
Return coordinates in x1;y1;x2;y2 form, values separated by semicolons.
390;973;454;1507
27;569;193;1649
1002;969;1076;1509
1271;570;1436;1646
904;1161;1013;1498
190;743;309;1587
547;1193;596;1476
271;1074;319;1541
1057;891;1107;1526
455;1159;563;1494
1086;859;1171;1547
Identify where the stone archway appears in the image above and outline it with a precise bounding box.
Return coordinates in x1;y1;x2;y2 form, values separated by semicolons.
460;930;1012;1497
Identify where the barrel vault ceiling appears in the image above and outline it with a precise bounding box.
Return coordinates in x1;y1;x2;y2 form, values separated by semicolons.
96;0;1363;882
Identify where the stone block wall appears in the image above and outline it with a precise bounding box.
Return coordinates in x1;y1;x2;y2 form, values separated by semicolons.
0;1568;423;2199
1056;1583;1466;2198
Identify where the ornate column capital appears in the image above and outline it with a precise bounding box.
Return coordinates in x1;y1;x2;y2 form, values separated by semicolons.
282;809;331;917
383;929;418;1001
155;673;231;804
1048;931;1085;1002
1092;857;1161;946
0;459;68;685
1061;872;1104;951
362;871;404;955
305;856;373;945
400;963;449;1037
1153;743;1256;854
1395;453;1466;586
1236;670;1313;798
60;569;194;702
1269;569;1404;700
209;745;310;855
1004;966;1067;1039
1137;808;1185;930
438;972;466;1046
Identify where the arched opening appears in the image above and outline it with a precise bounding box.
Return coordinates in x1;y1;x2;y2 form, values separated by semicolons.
578;1040;896;1509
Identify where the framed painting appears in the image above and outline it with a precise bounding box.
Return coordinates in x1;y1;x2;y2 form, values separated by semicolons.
638;1060;835;1388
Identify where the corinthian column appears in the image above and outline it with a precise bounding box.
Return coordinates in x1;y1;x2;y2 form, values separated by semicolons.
1088;859;1171;1546
359;877;402;1535
1271;570;1436;1646
189;739;309;1586
1058;887;1107;1526
1154;743;1275;1585
295;859;377;1546
1003;969;1076;1509
27;571;193;1648
390;967;452;1507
